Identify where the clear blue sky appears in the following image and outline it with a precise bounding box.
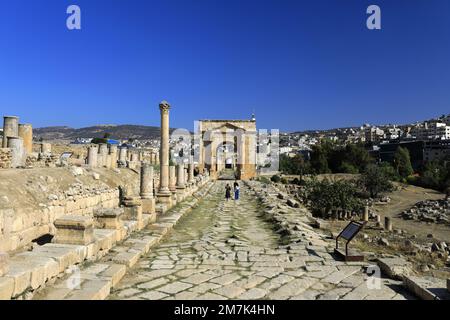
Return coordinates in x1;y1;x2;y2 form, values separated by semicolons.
0;0;449;132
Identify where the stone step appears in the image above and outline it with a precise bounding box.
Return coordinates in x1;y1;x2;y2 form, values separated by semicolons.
28;179;212;300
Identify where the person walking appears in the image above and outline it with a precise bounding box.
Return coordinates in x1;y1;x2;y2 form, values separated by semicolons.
233;180;240;200
225;183;232;201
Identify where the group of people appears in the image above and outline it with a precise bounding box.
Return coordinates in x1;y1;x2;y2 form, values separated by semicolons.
225;181;240;201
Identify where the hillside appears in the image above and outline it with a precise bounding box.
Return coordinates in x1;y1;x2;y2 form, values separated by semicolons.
33;124;176;140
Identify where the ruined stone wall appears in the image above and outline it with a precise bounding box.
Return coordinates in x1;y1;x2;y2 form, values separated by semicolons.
0;148;12;169
0;167;140;252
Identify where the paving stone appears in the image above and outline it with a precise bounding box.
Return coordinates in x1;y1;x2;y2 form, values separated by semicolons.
157;281;193;294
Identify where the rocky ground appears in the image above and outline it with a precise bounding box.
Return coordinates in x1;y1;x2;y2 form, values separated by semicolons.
109;181;412;300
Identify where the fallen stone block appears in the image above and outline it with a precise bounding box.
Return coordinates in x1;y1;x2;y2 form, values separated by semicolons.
53;215;94;245
377;257;412;280
404;276;450;300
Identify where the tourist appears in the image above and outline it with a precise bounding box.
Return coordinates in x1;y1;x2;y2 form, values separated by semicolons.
225;183;232;201
234;180;240;200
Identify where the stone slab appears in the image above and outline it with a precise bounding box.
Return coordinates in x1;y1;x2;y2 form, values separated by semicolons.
404;276;450;300
377;257;412;280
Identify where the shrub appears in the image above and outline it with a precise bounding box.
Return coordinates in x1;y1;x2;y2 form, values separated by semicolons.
271;175;281;183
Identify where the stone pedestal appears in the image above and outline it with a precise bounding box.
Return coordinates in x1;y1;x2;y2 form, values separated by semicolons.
87;145;98;168
7;137;25;168
123;196;144;229
2;116;19;148
53;215;95;245
18;124;32;154
94;208;124;229
0;252;8;277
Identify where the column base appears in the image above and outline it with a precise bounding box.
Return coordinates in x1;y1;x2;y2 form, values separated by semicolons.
141;198;156;215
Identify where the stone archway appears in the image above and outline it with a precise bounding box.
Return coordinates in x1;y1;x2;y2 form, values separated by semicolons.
196;120;257;180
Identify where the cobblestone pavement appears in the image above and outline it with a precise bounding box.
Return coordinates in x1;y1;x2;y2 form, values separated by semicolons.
109;181;413;300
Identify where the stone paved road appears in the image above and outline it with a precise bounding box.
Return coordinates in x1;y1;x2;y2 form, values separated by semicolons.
109;181;413;300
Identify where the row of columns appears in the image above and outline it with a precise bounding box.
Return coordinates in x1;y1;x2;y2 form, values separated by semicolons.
2;116;34;168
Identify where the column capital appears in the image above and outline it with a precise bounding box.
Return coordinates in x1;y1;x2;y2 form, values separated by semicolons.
159;100;171;113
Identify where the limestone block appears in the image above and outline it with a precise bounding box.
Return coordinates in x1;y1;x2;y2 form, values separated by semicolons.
33;244;86;273
377;257;412;280
93;208;124;229
0;252;8;276
141;198;155;215
8;253;59;290
0;277;14;300
53;215;94;245
123;205;143;229
404;276;450;300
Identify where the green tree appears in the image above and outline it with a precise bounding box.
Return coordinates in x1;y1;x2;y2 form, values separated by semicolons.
393;147;414;178
310;145;330;174
358;164;394;198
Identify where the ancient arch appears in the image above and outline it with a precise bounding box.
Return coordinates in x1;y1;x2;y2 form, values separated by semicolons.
196;120;257;180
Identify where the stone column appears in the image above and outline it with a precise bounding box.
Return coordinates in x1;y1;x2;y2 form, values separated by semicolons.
41;142;51;154
169;165;177;205
109;145;118;168
157;101;172;207
363;205;369;222
119;147;127;166
176;163;186;201
7;137;25;168
384;217;392;232
18;124;33;154
188;158;195;184
2;116;19;148
140;164;154;199
87;145;98;168
98;143;108;167
169;165;177;192
140;163;156;218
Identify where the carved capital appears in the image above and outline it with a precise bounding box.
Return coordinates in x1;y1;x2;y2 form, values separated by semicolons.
159;100;171;113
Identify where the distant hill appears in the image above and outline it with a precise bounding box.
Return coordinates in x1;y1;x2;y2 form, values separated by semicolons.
33;124;175;140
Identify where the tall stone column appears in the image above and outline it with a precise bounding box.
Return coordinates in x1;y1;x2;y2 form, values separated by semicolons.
2;116;19;148
7;137;25;168
87;145;98;168
18;124;33;154
157;101;172;207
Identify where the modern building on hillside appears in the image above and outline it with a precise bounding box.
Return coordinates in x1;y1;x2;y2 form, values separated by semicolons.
410;122;450;140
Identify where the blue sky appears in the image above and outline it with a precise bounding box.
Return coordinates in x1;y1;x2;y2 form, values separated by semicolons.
0;0;449;132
